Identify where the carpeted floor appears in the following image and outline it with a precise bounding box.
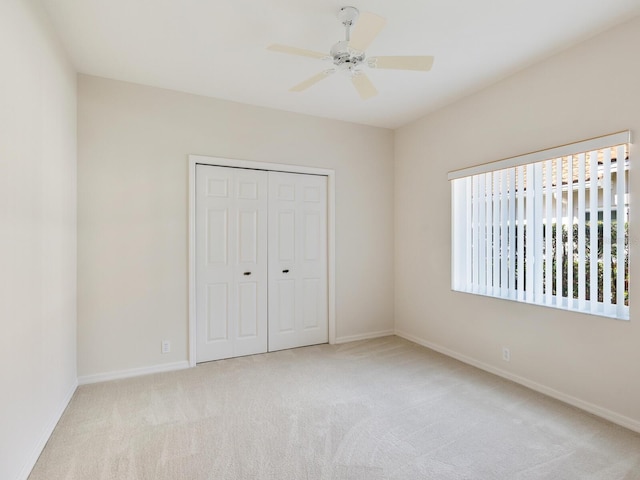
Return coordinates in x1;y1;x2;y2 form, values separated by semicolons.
29;336;640;479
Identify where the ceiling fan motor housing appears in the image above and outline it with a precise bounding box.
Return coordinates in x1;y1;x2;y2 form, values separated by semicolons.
330;40;365;70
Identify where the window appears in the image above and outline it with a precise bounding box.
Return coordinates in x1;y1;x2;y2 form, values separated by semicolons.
449;131;630;320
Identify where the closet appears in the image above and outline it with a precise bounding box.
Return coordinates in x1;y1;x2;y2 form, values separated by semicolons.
195;164;328;362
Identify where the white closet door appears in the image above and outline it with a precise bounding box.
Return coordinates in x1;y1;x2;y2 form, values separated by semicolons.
196;165;268;362
268;171;328;351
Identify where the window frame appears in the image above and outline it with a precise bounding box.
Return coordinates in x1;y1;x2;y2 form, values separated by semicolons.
449;131;631;320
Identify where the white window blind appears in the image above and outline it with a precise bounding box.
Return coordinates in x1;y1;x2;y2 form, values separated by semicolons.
450;132;630;320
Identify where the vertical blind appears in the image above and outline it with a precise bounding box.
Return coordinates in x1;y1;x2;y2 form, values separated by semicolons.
449;132;630;320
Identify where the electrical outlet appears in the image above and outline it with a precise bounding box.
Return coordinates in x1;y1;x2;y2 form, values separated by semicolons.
502;347;511;362
161;340;171;354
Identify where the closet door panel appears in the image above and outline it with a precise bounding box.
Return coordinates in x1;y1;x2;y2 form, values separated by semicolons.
268;172;328;352
196;165;268;362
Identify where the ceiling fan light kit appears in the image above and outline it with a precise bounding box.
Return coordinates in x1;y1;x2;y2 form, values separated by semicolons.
267;6;434;100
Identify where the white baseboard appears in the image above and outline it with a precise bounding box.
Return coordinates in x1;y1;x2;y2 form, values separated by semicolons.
17;379;78;480
78;360;190;385
334;329;395;344
394;330;640;434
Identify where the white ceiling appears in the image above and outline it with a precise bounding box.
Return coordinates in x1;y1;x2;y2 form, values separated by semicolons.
40;0;640;129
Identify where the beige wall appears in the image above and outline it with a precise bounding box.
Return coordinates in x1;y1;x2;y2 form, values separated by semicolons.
395;15;640;427
0;1;77;479
77;75;394;377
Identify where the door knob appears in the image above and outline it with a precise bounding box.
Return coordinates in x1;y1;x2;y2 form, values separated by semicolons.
282;269;289;273
244;272;252;276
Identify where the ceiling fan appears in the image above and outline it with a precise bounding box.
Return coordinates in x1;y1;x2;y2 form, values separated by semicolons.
267;6;434;100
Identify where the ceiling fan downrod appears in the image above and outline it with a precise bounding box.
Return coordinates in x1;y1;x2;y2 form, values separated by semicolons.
332;6;364;71
338;6;359;41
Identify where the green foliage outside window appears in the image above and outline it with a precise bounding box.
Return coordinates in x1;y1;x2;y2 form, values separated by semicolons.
512;221;629;305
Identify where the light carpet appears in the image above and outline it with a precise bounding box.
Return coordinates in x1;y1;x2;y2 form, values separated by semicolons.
29;336;640;479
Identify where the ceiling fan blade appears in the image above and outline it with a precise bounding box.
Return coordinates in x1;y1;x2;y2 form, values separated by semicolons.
369;56;435;71
351;73;378;100
349;12;386;52
267;44;327;59
290;71;333;92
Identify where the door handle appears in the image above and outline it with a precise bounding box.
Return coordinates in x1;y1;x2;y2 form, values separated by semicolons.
282;269;289;273
244;272;252;276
